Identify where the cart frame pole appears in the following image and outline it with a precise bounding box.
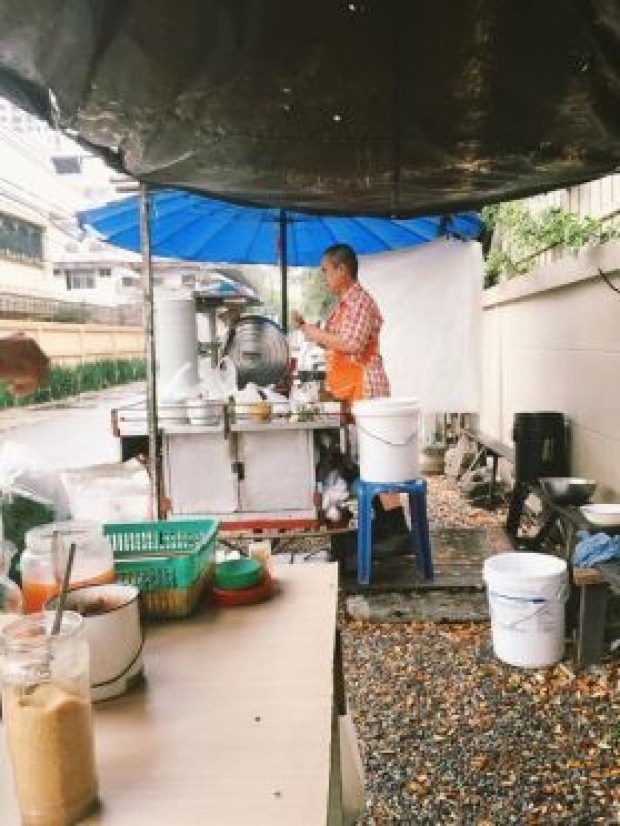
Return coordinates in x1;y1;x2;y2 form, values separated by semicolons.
139;183;163;520
279;210;288;333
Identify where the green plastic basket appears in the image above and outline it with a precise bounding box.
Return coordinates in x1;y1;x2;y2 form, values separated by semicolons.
103;519;219;618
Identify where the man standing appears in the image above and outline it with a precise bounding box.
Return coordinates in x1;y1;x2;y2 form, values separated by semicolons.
292;243;389;405
293;243;407;538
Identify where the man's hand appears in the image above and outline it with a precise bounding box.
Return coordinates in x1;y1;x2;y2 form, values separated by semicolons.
0;334;50;397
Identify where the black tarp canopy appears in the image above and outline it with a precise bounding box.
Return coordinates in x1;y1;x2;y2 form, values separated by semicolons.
0;0;618;216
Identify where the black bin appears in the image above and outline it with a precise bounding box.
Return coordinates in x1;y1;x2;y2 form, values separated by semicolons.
512;411;569;482
506;411;570;537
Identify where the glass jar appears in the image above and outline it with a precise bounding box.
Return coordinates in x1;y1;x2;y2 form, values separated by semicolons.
1;611;99;826
21;521;114;613
0;539;23;629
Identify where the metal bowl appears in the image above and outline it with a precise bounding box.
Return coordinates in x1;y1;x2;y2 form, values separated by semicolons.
538;477;597;506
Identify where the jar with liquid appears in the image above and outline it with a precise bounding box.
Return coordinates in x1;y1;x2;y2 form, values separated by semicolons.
21;521;114;613
1;611;99;825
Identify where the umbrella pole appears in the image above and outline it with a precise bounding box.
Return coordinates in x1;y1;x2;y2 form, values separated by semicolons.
139;183;164;520
279;210;288;333
208;309;218;367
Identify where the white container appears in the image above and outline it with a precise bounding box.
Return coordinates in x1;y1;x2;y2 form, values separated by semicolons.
61;462;150;525
248;539;272;569
154;292;199;398
579;503;620;528
47;584;143;702
483;552;568;668
352;397;421;483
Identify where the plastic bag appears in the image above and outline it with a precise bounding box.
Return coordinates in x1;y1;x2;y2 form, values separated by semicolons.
199;355;238;400
159;362;193;402
0;441;70;516
233;382;263;405
321;470;349;523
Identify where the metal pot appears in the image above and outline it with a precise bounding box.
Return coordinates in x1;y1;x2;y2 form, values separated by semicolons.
538;477;596;506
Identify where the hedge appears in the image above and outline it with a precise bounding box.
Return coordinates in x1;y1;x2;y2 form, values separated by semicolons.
0;358;146;408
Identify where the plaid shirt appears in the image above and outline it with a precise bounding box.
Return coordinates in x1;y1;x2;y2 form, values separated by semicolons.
325;282;390;398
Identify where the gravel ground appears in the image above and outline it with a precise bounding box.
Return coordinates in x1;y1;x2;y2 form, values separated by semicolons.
341;476;620;825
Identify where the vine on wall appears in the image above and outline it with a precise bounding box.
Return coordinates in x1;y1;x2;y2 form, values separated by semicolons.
481;203;620;287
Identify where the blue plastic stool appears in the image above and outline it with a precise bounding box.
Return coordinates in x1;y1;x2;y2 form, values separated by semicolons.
355;478;434;586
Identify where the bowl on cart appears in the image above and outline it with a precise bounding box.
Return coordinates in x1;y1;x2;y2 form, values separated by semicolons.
538;477;597;506
579;503;620;528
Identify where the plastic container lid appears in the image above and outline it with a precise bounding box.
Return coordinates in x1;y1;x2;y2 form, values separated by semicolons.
214;558;263;591
353;397;421;417
24;520;109;557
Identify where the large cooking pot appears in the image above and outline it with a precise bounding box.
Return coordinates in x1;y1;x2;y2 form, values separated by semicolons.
223;315;289;388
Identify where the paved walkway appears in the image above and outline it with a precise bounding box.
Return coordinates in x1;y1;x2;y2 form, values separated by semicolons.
0;384;144;470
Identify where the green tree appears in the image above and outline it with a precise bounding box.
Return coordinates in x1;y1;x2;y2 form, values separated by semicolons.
298;268;332;321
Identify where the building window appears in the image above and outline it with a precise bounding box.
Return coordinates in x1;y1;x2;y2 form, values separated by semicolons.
0;212;44;264
67;271;96;290
51;155;83;174
99;268;112;278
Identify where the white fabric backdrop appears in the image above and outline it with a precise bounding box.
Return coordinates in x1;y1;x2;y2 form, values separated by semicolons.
359;239;483;412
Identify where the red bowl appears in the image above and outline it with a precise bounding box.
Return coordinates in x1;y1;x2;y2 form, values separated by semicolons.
211;573;275;607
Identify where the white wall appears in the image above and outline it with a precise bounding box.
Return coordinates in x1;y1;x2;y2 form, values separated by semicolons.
480;240;620;500
0;318;143;365
0;258;54;293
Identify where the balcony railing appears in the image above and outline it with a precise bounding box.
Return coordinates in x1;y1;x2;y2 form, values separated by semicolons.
0;291;141;325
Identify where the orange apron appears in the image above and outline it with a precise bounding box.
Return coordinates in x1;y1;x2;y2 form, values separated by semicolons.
325;335;378;404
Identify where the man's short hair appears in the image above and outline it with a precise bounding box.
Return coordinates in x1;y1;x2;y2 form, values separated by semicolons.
323;243;358;280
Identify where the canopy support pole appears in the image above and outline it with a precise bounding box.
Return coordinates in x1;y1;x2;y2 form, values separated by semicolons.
208;309;218;367
279;210;288;333
139;183;163;520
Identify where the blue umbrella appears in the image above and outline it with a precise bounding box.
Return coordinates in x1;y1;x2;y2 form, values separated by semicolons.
79;187;483;518
79;189;483;268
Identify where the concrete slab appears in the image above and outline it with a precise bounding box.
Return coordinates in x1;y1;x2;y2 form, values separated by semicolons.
346;590;489;623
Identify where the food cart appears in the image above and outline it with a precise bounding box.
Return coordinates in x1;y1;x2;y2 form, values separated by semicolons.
111;288;347;527
113;398;344;525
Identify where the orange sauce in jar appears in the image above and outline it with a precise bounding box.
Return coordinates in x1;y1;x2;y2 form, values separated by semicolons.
23;568;115;613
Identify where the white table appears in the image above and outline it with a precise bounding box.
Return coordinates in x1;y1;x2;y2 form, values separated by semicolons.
1;564;341;825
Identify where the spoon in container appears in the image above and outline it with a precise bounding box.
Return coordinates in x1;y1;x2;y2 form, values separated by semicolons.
21;540;77;693
51;542;76;636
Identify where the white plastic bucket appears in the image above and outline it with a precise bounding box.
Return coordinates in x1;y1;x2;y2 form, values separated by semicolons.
483;552;568;668
352;397;421;483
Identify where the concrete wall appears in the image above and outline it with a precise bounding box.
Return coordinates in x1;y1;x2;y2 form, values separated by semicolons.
480;240;620;501
0;319;144;365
